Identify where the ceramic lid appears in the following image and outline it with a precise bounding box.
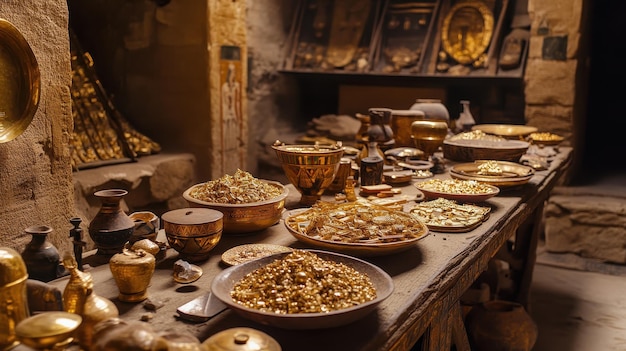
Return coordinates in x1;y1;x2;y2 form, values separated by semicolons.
161;208;223;225
202;327;281;351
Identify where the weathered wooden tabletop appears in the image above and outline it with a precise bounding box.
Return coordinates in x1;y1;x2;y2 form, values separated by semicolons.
48;148;573;351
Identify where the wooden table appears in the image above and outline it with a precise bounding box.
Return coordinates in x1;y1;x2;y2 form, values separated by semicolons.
49;147;572;351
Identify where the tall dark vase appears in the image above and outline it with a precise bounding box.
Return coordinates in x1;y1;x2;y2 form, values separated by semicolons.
88;189;135;256
465;300;538;351
21;225;61;282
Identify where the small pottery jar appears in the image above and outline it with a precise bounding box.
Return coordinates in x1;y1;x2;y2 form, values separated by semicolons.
162;208;224;262
391;109;426;147
62;255;119;349
88;189;135;256
21;225;61;282
0;247;29;350
409;98;450;123
109;248;156;302
465;300;538;351
367;107;395;151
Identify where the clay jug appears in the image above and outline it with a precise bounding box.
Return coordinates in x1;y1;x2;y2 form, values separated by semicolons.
409;98;450;123
367;108;395;151
21;225;61;282
465;300;538;351
88;189;135;256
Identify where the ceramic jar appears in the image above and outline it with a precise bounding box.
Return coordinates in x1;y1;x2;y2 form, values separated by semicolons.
109;249;156;302
21;225;61;282
391;109;426;147
409;98;450;123
367;107;395;151
0;247;29;350
465;300;538;351
88;189;135;256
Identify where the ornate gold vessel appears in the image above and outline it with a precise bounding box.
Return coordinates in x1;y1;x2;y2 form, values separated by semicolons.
109;249;156;302
15;311;82;350
271;141;344;206
0;247;30;349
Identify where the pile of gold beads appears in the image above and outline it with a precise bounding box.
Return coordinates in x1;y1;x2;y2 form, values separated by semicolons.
528;132;563;142
409;198;490;228
449;130;505;141
231;250;377;314
416;179;495;194
188;169;282;204
477;160;503;176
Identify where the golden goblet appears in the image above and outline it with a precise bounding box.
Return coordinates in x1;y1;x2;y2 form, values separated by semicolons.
410;120;449;160
271;141;344;206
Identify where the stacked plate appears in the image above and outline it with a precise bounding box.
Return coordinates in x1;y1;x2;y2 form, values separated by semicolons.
450;160;535;188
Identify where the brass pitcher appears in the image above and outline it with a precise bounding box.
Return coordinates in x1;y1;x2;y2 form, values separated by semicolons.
62;255;119;350
0;247;30;350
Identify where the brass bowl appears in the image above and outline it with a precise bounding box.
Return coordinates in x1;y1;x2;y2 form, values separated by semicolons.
162;208;224;262
15;311;82;349
443;138;530;162
271;142;344;205
182;181;288;234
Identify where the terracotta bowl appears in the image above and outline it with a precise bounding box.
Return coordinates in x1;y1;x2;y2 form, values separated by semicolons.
182;181;288;234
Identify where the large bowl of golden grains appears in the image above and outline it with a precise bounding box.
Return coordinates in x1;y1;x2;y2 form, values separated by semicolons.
183;170;289;234
211;249;394;329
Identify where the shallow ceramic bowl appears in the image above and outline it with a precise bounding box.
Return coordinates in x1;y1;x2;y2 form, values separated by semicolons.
449;160;535;188
15;311;82;349
183;181;288;234
211;249;394;329
443;138;530;162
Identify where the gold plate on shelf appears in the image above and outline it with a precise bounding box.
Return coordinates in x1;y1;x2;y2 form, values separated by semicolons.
221;243;293;266
441;1;494;65
0;19;41;143
450;160;535;188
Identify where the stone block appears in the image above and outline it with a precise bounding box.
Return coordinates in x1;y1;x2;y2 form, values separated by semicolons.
545;193;626;264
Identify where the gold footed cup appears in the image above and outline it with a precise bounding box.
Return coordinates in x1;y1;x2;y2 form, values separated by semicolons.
272;141;344;206
410;120;449;160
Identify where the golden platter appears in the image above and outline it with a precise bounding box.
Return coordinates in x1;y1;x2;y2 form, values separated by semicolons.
471;124;538;138
283;204;429;257
0;19;40;143
414;179;500;203
450;160;535;188
409;198;491;233
441;2;494;65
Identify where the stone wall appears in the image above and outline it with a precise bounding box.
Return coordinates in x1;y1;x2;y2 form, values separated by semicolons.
525;0;590;178
0;1;75;253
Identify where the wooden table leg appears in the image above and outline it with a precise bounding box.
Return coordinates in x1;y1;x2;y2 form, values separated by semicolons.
421;301;470;351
